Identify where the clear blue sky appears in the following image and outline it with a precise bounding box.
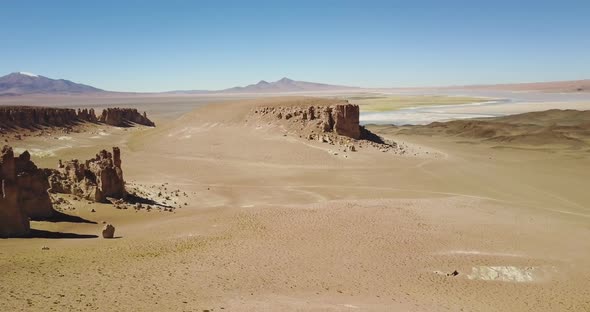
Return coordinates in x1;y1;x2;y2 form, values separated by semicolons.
1;0;589;92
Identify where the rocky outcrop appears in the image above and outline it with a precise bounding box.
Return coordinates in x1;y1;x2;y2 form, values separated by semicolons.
254;102;361;139
333;104;361;139
0;145;129;237
98;108;155;127
0;145;54;237
0;106;154;132
251;100;398;152
14;150;54;219
0;106;98;131
76;108;98;122
0;146;30;237
48;147;126;203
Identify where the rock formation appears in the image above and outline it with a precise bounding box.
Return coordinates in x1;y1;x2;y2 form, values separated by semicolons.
14;150;54;219
0;146;30;237
251;100;397;152
76;108;98;122
102;224;115;238
0;106;154;133
47;147;126;202
98;108;155;127
0;106;98;131
0;144;54;237
332;104;361;139
254;102;361;139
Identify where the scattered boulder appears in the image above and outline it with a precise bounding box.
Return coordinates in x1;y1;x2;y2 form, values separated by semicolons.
102;224;115;238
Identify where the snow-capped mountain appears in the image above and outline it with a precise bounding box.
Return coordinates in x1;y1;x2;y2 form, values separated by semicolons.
0;72;104;95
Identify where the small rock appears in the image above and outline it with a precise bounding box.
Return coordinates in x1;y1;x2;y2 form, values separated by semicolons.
102;224;115;239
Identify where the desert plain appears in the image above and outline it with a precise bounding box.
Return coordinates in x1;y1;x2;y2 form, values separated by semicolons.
1;92;590;312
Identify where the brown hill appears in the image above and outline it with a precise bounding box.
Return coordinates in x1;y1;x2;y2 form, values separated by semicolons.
393;109;590;148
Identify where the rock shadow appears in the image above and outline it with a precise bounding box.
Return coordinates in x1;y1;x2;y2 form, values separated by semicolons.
35;210;97;224
125;193;174;209
360;126;392;145
28;229;98;239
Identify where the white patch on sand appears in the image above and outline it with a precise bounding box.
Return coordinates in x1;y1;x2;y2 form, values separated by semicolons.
241;204;254;208
341;304;359;309
441;250;524;257
57;136;73;141
99;131;110;136
467;266;554;282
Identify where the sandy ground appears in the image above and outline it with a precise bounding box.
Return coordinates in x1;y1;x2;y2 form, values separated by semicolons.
1;96;590;311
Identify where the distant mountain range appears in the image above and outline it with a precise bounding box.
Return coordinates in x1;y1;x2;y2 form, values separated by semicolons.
168;77;358;94
0;72;104;95
1;72;587;96
0;73;356;96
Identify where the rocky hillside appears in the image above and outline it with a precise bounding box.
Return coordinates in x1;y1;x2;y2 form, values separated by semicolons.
391;109;590;148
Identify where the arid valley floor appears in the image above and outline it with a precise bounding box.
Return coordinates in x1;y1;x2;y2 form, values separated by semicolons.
1;94;590;311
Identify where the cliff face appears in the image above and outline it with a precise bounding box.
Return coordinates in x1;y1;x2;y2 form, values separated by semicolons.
332;104;361;139
0;107;84;130
0;106;154;132
98;108;155;127
48;147;126;203
0;146;31;237
14;151;54;219
253;102;361;139
0;145;128;237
